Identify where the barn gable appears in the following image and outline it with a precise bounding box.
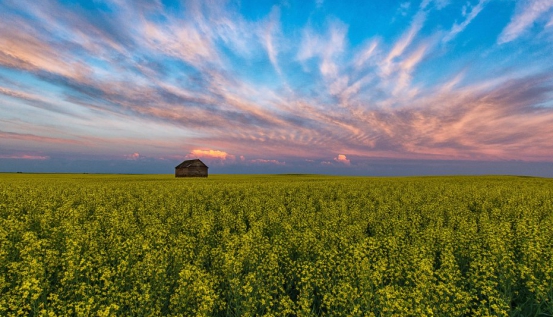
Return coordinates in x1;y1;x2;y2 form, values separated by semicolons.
175;159;208;177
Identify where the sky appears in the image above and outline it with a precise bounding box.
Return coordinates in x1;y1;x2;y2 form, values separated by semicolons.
1;0;553;176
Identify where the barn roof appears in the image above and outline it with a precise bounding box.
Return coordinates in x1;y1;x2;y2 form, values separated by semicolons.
175;159;208;169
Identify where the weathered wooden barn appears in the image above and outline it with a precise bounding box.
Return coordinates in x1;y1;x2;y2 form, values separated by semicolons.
175;159;208;177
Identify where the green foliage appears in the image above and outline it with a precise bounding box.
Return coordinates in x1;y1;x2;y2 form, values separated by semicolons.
1;173;552;316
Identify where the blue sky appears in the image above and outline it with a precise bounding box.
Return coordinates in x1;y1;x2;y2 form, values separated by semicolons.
1;0;553;176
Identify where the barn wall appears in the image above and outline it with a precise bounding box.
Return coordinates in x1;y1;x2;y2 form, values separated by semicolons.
175;167;208;177
175;168;187;177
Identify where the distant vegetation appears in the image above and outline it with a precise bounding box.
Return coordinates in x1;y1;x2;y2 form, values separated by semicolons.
1;174;552;316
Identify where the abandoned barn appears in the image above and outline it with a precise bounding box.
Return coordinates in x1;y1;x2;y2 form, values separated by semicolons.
175;159;208;177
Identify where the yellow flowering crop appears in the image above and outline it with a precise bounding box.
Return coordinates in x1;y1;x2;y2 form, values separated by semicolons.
0;174;552;316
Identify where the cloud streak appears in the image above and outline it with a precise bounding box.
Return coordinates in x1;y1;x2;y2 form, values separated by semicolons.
0;154;49;160
498;0;553;44
443;0;488;43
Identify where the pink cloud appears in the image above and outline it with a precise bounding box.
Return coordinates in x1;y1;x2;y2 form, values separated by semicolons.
0;131;83;145
0;20;91;81
0;154;49;160
187;149;235;161
125;152;141;160
0;86;42;102
334;154;351;165
142;20;220;69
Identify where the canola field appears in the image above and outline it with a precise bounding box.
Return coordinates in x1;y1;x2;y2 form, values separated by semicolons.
1;173;552;316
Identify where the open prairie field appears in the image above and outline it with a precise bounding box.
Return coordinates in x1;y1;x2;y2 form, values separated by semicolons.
1;173;552;316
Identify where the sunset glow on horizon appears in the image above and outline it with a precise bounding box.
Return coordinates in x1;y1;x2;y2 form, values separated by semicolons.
1;0;553;175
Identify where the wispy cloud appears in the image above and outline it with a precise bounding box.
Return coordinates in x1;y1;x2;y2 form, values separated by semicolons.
0;130;84;145
297;19;348;79
353;40;379;70
498;0;553;44
420;0;451;10
0;154;49;160
0;86;43;102
260;6;283;76
397;2;412;17
385;10;426;65
443;0;488;43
